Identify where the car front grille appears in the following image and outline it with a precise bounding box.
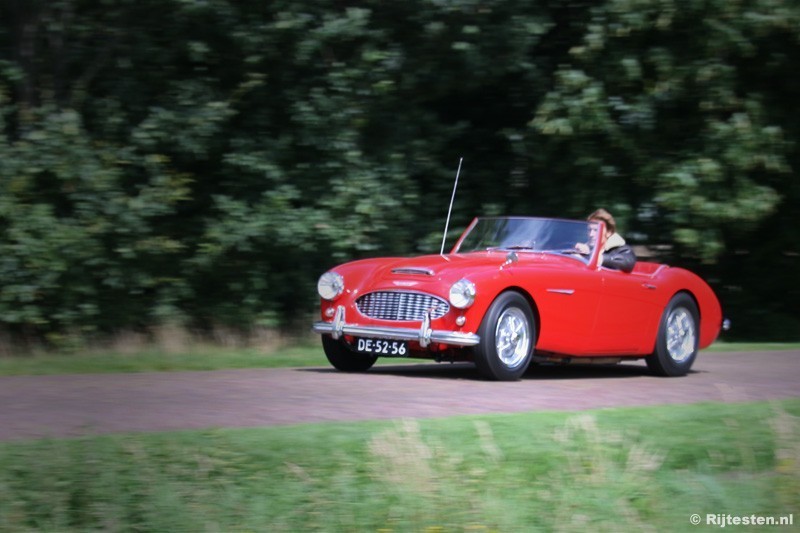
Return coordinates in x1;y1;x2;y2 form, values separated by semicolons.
356;291;450;321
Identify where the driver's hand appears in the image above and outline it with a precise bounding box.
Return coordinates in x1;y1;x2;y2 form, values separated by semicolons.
575;243;590;255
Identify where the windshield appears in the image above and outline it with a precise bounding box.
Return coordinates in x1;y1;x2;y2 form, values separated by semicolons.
453;217;599;260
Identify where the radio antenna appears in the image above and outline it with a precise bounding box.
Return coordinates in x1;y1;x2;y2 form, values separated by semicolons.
440;157;463;256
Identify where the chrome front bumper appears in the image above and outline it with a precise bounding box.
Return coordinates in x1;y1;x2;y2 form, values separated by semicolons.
312;306;480;348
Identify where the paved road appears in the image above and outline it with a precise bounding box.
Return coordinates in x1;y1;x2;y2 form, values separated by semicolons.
1;350;798;441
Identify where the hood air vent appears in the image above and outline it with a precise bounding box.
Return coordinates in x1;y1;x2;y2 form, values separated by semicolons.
391;267;434;276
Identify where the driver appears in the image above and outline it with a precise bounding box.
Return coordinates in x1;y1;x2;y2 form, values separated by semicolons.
577;209;636;272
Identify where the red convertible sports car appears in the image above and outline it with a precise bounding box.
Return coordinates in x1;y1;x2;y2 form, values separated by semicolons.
312;216;727;380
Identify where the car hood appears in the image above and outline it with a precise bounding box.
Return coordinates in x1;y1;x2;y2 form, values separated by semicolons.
340;252;546;295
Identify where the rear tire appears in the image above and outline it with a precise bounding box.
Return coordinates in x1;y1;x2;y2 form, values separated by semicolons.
646;293;699;377
322;335;377;372
472;292;535;381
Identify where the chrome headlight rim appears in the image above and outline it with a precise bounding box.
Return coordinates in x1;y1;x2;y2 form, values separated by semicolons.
449;278;476;309
317;271;345;301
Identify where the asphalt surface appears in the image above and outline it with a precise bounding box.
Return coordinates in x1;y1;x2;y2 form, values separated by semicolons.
1;350;798;441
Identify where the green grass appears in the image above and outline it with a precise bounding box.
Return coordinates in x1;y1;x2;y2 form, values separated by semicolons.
705;341;800;352
0;341;797;376
0;344;326;376
1;400;798;532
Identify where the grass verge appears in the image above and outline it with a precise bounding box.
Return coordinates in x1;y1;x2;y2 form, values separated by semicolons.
0;345;323;376
705;341;800;352
1;400;798;531
0;341;797;376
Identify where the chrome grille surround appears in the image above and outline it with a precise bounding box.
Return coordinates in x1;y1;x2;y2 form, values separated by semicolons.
356;291;450;321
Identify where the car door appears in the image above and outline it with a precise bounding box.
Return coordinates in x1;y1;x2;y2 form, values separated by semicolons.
590;267;661;354
531;266;604;355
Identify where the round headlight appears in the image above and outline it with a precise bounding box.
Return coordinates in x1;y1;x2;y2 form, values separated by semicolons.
317;271;344;301
449;279;476;309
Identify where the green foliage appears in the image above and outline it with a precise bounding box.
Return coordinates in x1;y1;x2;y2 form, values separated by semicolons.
0;107;190;337
531;0;795;262
0;401;798;530
0;0;797;342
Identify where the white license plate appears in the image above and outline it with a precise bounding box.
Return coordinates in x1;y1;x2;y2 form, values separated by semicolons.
354;338;408;357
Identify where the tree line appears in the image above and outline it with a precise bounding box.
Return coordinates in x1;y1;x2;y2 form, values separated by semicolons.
1;0;797;348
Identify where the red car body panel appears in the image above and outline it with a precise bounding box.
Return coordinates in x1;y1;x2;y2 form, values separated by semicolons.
315;217;724;362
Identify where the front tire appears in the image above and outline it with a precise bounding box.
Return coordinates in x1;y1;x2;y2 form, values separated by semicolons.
646;293;699;376
322;335;377;372
473;291;535;381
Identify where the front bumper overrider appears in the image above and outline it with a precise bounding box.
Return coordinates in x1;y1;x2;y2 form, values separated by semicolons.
312;306;480;348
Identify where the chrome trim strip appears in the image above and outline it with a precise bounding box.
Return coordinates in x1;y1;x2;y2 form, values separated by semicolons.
312;307;480;347
546;288;575;295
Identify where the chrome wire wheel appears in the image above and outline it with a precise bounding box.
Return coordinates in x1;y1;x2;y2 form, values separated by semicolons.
646;293;700;377
666;307;696;363
474;291;536;381
494;307;531;369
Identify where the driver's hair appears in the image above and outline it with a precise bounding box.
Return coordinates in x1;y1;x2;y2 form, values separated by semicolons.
587;208;616;234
